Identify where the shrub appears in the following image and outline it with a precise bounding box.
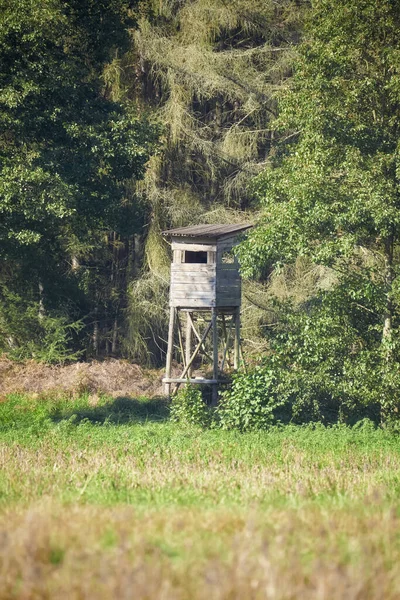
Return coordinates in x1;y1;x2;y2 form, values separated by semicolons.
170;385;211;427
217;364;292;431
0;289;83;364
217;285;394;431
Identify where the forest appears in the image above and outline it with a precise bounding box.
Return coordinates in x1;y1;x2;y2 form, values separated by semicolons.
1;0;400;427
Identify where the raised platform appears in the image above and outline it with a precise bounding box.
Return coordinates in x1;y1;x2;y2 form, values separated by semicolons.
162;377;229;385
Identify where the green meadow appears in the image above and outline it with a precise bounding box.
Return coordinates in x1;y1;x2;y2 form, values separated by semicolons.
1;394;400;599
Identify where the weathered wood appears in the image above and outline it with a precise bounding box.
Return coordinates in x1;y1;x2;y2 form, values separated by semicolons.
217;289;241;297
172;283;215;292
217;279;241;285
212;307;218;405
217;282;241;290
173;290;215;299
172;241;217;253
217;284;241;292
217;298;240;308
171;298;216;307
216;270;240;278
217;292;241;301
163;223;252;239
217;264;238;271
234;307;240;370
164;306;176;395
176;311;186;369
217;274;239;281
185;313;192;378
221;314;234;372
217;301;240;308
239;343;247;373
163;378;219;384
173;249;184;263
217;285;241;293
187;312;214;362
179;320;213;381
172;264;216;273
164;224;250;398
217;281;240;292
217;291;241;299
172;281;216;292
171;273;216;282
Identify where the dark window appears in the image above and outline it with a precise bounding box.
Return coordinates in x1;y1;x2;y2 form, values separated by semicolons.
184;251;208;264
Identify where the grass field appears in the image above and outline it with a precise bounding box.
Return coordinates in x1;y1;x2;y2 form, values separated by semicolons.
1;394;400;599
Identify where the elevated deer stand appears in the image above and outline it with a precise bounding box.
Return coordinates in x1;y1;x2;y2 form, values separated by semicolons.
162;223;252;403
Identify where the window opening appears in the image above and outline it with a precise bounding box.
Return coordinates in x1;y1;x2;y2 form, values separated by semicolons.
184;251;208;264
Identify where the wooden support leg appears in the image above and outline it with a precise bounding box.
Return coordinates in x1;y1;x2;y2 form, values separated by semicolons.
212;307;218;405
164;306;175;396
220;313;234;373
176;310;186;369
174;319;213;391
185;312;193;380
234;307;240;370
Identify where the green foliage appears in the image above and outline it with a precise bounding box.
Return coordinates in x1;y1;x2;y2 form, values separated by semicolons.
2;393;400;597
125;272;170;366
6;311;83;364
231;0;400;428
1;392;400;508
0;0;158;360
121;0;305;364
0;0;149;250
0;284;83;363
240;0;400;277
170;385;211;428
220;283;391;430
217;366;290;431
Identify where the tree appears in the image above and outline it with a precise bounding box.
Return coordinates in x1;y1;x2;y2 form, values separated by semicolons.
235;0;400;421
0;0;157;359
121;0;305;364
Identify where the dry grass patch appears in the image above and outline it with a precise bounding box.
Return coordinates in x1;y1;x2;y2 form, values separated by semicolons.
0;357;163;398
1;502;400;599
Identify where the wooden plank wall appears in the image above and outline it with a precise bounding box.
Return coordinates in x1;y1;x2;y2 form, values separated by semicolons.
216;235;241;307
170;263;216;307
216;263;241;307
170;235;241;308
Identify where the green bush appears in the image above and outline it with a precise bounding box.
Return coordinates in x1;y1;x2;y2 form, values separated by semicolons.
0;288;82;363
170;385;211;428
217;282;396;431
217;365;291;431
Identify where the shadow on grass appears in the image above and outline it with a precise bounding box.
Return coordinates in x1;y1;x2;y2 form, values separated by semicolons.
52;396;171;426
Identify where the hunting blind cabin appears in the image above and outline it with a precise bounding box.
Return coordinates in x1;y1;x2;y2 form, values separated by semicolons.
162;223;252;401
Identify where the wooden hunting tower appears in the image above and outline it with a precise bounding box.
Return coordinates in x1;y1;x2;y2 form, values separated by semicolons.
162;223;252;400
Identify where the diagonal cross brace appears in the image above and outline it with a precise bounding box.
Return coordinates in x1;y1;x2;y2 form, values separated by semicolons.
175;319;213;386
187;312;213;363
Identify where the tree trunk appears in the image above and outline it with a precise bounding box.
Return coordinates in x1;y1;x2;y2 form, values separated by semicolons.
71;255;79;272
112;316;118;354
93;305;99;356
38;279;45;321
381;234;396;423
382;235;394;358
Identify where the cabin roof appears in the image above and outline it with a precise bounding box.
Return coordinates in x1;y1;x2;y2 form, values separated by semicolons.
162;223;252;239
